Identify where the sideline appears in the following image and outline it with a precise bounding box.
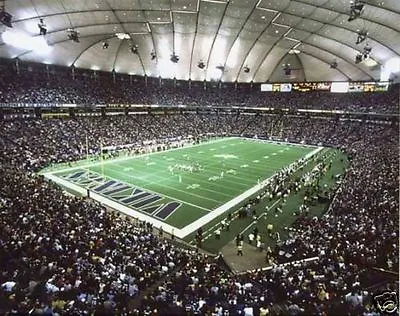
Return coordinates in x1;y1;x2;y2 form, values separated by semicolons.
43;139;323;239
42;137;232;175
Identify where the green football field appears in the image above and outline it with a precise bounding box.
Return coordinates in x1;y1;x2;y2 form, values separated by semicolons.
44;137;319;238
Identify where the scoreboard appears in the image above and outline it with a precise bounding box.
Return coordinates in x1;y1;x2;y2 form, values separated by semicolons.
261;81;390;93
292;82;331;92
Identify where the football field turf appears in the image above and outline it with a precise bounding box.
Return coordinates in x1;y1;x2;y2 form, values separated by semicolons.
44;137;319;238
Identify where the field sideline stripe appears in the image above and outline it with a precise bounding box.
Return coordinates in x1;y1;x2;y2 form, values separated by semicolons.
108;141;300;188
194;147;331;243
115;142;308;177
99;140;297;201
91;166;227;204
79;169;213;213
43;137;235;175
180;146;324;237
43;173;185;238
113;160;256;187
44;138;323;239
99;164;236;200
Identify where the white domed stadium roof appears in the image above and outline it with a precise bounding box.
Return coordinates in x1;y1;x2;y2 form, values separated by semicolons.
0;0;399;82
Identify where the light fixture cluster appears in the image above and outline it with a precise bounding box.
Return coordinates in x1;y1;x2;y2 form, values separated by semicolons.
115;33;131;40
197;61;206;69
356;30;368;45
348;0;365;22
170;53;179;63
283;63;291;76
130;44;139;55
38;18;47;35
67;28;80;43
0;4;12;28
355;45;372;64
330;60;338;69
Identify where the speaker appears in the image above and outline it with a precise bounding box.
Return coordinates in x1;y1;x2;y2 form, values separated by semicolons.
0;11;12;28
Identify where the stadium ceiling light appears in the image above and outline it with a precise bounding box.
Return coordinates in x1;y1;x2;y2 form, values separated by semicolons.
197;61;206;69
170;53;179;63
348;0;364;21
38;18;47;35
363;45;372;59
115;32;130;40
288;49;300;55
364;58;377;67
67;28;80;42
0;4;12;28
356;30;368;45
330;60;338;69
355;54;363;64
282;63;292;76
2;29;52;54
130;44;139;55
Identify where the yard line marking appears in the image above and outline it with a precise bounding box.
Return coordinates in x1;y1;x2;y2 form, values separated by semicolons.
87;169;213;212
117;158;255;185
106;162;251;192
93;165;226;204
44;139;324;239
43;173;184;239
183;146;324;239
105;145;276;186
242;137;319;149
192;149;324;244
111;160;256;188
43;137;233;174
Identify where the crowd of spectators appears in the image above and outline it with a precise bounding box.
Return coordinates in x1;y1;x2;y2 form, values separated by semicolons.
0;60;398;314
0;114;245;171
0;168;196;314
135;116;399;315
0;61;398;113
0;110;397;315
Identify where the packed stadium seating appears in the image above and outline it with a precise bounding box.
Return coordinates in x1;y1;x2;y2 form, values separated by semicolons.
0;108;398;314
0;61;399;113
